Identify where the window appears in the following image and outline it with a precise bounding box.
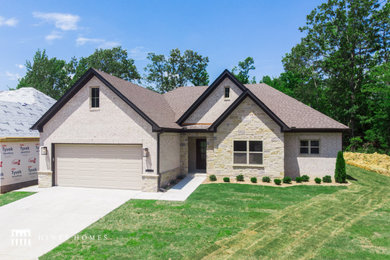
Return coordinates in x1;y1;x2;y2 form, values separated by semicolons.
91;87;99;108
300;140;319;154
224;87;230;99
233;140;263;165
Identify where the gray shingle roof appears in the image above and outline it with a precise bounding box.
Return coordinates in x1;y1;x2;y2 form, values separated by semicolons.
0;88;55;137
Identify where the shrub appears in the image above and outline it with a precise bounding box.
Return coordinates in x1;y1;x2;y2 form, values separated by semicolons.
335;151;347;183
274;179;281;185
323;175;332;183
209;175;217;181
250;177;257;183
301;175;310;182
236;174;244;182
315;177;322;184
295;177;302;183
262;176;271;183
223;177;230;183
177;175;185;180
283;176;292;184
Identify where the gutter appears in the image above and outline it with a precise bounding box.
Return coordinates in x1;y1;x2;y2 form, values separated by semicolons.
157;131;161;191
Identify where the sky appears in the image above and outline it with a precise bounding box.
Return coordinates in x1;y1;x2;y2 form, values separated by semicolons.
0;0;325;91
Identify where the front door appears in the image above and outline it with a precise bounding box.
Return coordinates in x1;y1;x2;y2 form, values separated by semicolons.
196;139;207;170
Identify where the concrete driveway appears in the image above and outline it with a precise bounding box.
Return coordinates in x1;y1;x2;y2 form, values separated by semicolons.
0;174;206;260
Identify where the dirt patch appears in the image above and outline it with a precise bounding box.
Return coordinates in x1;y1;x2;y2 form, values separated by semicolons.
203;177;351;187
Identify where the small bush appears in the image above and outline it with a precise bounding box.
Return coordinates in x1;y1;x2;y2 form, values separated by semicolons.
301;175;310;182
262;176;271;183
323;175;332;183
250;177;257;183
315;177;322;184
209;175;217;181
295;177;302;183
274;179;281;185
283;176;292;184
223;177;230;183
335;151;346;183
236;174;244;182
177;175;185;180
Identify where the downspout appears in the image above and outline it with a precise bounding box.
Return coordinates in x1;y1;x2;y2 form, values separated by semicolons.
157;131;161;191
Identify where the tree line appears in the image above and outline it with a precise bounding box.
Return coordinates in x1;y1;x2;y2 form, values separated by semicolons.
17;0;389;154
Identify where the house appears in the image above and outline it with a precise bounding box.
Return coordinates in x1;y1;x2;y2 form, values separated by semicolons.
32;68;349;192
0;88;55;193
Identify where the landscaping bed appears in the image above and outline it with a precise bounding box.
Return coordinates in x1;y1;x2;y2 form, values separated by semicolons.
204;175;350;187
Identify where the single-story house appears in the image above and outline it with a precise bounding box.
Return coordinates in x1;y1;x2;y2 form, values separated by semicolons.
0;88;55;193
32;68;349;192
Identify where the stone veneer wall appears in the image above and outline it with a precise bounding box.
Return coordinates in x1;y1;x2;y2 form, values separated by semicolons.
38;171;52;188
180;133;214;174
160;167;181;188
211;97;284;178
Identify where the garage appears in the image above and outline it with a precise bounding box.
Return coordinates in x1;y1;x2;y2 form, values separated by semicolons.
55;144;142;190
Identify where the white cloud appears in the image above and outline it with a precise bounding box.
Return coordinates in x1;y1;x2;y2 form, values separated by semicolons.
0;16;18;27
129;46;148;61
76;37;120;48
5;71;21;81
33;12;80;31
16;64;25;69
45;31;63;42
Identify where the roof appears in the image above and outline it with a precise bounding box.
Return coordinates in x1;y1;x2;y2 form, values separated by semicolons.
0;88;56;137
32;68;348;132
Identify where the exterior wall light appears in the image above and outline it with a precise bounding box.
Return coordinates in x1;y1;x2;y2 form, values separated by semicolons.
41;146;48;155
143;148;149;157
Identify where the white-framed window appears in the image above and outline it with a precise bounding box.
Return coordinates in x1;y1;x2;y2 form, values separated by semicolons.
90;87;100;108
224;87;230;99
233;140;263;165
300;140;319;154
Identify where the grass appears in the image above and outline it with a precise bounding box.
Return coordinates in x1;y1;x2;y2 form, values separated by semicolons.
0;192;34;207
42;165;390;259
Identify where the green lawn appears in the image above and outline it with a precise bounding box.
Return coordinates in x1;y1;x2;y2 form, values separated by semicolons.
42;166;390;259
0;191;34;207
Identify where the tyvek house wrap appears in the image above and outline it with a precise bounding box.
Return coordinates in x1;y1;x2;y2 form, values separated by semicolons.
0;88;55;191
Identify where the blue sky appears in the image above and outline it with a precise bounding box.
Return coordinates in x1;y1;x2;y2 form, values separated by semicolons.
0;0;324;91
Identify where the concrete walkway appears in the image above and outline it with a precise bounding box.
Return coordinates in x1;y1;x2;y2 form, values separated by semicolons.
0;174;206;260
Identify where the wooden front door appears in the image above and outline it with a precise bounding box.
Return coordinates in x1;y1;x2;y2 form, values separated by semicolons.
196;139;207;170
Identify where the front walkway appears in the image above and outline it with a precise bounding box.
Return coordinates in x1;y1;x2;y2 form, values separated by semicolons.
0;174;205;260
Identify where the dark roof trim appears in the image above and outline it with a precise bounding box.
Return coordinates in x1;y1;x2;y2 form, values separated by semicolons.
209;90;290;132
176;69;248;125
31;68;161;132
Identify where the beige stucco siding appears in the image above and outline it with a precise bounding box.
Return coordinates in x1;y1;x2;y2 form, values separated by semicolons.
159;133;180;173
284;132;342;178
159;133;181;187
39;76;158;178
211;97;284;178
184;78;243;124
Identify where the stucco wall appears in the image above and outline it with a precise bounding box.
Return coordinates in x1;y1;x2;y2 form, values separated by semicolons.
185;78;243;124
211;97;284;178
39;76;158;179
284;132;342;178
0;141;39;188
159;133;180;173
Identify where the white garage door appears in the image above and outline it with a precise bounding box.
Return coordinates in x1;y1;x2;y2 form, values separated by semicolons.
55;144;142;190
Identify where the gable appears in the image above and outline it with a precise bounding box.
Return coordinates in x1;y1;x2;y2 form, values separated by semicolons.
40;76;155;142
183;77;243;125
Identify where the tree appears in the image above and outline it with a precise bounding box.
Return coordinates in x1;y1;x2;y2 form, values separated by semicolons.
71;46;140;85
17;50;73;99
232;57;256;84
335;151;346;183
280;0;390;153
145;48;209;93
